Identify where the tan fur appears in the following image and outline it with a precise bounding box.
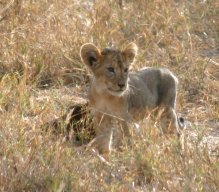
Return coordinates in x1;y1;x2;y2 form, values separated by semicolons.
80;43;184;154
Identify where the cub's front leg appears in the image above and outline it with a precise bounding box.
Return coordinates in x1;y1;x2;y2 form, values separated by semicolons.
112;119;131;150
93;111;131;154
93;111;114;154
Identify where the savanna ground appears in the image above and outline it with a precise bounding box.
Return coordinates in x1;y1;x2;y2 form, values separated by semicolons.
0;0;219;191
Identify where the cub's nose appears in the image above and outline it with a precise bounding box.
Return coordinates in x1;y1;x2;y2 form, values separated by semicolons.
118;84;126;89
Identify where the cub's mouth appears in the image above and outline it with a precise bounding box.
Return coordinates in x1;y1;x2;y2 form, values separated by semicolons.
107;87;126;96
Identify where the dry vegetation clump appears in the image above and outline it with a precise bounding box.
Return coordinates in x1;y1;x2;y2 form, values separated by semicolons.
0;0;219;191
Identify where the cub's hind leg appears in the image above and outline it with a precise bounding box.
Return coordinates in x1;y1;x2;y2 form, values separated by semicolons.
160;106;180;135
158;74;184;136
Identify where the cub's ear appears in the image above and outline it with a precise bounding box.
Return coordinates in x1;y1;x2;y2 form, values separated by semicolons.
123;43;138;64
80;43;101;68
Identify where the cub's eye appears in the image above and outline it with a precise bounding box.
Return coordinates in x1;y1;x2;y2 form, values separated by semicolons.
124;68;128;73
107;67;115;73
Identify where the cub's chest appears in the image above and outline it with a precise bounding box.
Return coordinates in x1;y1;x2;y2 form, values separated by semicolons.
91;96;127;117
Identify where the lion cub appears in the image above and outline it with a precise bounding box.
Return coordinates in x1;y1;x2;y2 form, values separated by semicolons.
80;43;184;154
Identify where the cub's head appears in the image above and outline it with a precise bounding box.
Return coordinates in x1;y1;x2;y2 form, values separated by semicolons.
80;43;137;96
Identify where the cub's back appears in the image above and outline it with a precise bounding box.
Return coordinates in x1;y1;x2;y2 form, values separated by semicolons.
127;67;178;120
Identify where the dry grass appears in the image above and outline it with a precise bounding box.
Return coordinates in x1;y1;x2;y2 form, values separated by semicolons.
0;0;219;191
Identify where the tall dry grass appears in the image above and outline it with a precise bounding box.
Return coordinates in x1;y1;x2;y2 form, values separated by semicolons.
0;0;219;191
